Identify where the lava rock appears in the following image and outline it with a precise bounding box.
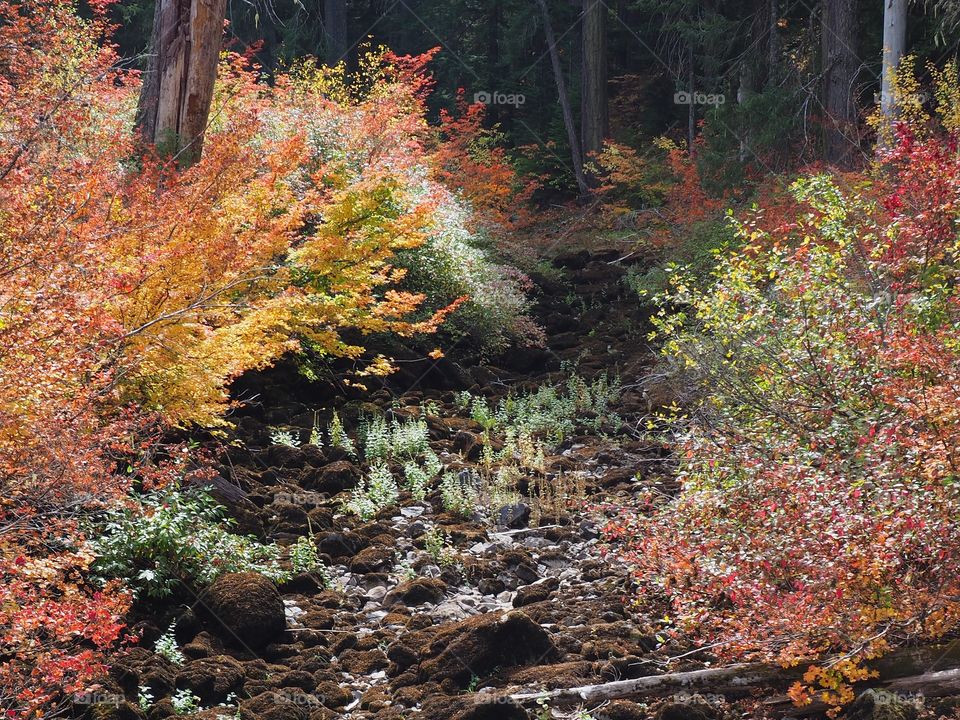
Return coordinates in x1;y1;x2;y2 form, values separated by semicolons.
477;577;506;595
419;611;558;687
453;430;481;459
497;503;531;529
264;501;309;533
513;562;540;584
338;648;388;674
87;702;146;720
513;578;560;608
384;578;447;607
146;698;176;720
242;691;311;720
544;312;577;334
306;507;334;529
349;545;395;573
500;345;551;373
315;531;365;559
279;571;327;595
386;642;419;674
178;709;256;720
314;680;353;709
303;460;360;494
266;443;305;469
175;655;245;703
200;572;285;649
602;701;647;720
277;670;315;691
109;648;176;697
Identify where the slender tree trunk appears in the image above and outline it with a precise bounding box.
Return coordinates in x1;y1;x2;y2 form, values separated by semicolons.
136;0;227;167
486;0;502;127
738;0;771;161
880;0;908;119
324;0;348;66
614;0;629;70
768;0;779;81
687;43;696;153
536;0;590;196
821;0;858;165
581;0;609;159
738;62;756;162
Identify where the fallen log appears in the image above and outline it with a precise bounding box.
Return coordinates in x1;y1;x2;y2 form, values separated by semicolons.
509;642;960;709
510;662;794;705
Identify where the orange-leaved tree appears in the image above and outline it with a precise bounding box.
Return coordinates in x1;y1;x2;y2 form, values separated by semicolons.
0;2;478;715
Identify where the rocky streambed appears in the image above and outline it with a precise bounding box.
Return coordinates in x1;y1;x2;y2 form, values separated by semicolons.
83;250;949;720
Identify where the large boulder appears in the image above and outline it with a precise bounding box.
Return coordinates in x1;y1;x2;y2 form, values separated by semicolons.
200;572;285;649
419;611;557;688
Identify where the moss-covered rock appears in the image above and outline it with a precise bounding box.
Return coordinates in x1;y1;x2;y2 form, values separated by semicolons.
200;572;285;649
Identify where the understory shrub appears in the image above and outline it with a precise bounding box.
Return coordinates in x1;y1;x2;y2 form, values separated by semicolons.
288;535;332;587
623;217;737;299
345;411;444;515
395;193;544;354
359;414;431;460
439;471;483;518
90;487;287;598
607;103;960;708
458;372;622;447
343;462;401;520
274;57;541;358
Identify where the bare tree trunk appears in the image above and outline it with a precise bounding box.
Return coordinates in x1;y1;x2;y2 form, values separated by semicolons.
535;0;590;196
486;0;502;127
821;0;858;166
880;0;908;119
581;0;608;159
687;43;696;153
324;0;349;65
738;62;756;162
768;0;779;81
136;0;227;167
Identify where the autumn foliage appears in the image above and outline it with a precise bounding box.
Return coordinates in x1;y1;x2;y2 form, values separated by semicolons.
605;72;960;709
0;1;532;714
435;90;538;231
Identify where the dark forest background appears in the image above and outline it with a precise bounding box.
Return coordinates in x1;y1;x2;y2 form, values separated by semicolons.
99;0;960;196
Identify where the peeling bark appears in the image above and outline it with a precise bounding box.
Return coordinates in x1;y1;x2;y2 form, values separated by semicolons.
136;0;227;167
